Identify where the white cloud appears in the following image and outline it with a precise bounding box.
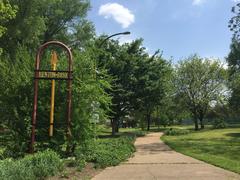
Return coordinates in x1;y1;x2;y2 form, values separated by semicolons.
99;3;135;28
193;0;238;6
192;0;205;6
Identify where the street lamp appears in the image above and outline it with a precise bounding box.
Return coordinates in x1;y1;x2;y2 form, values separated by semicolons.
99;31;131;47
94;31;131;77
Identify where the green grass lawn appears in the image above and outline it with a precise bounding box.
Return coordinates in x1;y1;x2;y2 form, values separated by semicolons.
97;126;147;138
162;127;240;173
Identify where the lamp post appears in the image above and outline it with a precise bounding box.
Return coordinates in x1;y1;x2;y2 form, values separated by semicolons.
99;31;131;48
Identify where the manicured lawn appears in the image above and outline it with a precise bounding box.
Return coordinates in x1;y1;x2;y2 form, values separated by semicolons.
161;127;240;174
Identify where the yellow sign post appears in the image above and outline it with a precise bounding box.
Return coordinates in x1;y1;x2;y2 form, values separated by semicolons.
49;51;58;136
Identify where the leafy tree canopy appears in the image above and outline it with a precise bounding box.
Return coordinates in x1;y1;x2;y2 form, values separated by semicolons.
175;55;227;130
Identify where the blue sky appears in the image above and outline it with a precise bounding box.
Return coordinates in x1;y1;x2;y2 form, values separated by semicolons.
88;0;238;62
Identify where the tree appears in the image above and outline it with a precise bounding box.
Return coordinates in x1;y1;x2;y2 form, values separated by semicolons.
0;0;94;58
226;41;240;112
95;38;172;133
175;55;227;130
133;51;172;131
227;3;240;115
97;38;140;135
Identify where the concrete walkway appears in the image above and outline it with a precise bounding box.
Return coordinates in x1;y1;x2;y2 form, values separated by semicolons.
92;132;240;180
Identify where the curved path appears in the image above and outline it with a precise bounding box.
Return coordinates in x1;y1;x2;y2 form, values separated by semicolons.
92;132;240;180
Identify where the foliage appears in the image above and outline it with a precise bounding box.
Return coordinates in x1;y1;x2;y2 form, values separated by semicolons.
0;149;63;180
174;55;227;130
162;127;240;173
212;119;226;129
74;136;135;168
0;0;94;57
227;3;240;119
96;38;173;133
226;41;240;118
0;0;17;38
164;128;190;136
228;3;240;41
0;46;33;158
132;47;173;131
71;49;112;152
0;45;112;156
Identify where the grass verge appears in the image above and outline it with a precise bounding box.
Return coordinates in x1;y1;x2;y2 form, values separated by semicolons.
161;127;240;174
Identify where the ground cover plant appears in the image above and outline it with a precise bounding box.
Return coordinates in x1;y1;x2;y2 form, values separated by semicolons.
0;149;63;180
74;131;137;170
164;128;191;136
162;127;240;173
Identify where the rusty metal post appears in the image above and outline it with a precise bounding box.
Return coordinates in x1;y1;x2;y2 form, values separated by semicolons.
66;46;73;151
30;77;39;153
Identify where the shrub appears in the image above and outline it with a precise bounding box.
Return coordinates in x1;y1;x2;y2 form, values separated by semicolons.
0;149;63;180
212;119;226;129
133;131;146;137
0;159;35;180
76;158;86;171
164;128;190;136
74;140;97;162
74;136;135;169
94;136;135;168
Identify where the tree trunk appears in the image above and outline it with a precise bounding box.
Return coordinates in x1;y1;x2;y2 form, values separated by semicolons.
199;119;204;129
111;119;116;136
111;118;119;135
194;117;199;131
115;122;119;133
199;112;205;129
147;113;151;131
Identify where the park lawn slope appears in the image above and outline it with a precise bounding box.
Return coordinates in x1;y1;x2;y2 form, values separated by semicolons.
161;128;240;174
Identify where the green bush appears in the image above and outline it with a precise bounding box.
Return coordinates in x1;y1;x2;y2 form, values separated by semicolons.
133;131;146;137
0;159;35;180
0;149;63;180
212;119;226;129
74;140;97;162
75;136;135;169
76;158;86;171
164;128;190;136
94;136;135;168
64;157;78;167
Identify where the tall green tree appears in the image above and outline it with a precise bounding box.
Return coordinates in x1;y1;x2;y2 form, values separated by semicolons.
133;50;172;131
96;38;139;135
96;38;172;133
226;41;240;112
227;3;240;115
175;55;227;130
0;0;94;58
